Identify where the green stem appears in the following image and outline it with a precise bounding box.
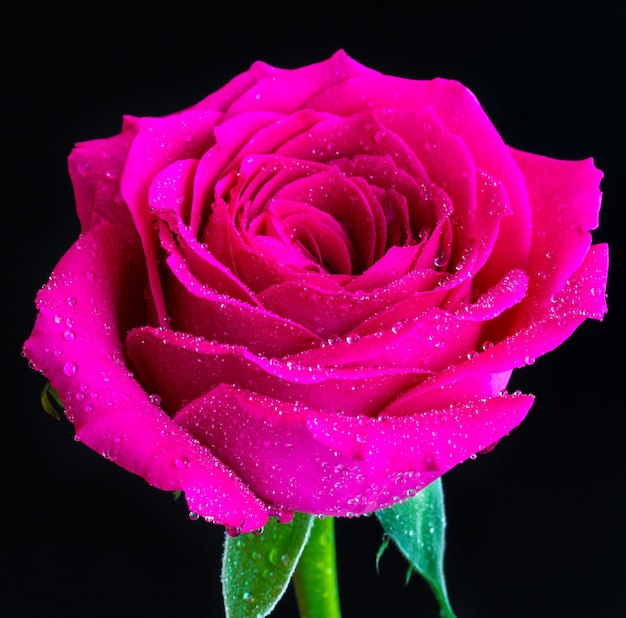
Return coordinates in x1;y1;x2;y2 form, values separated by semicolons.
293;516;342;618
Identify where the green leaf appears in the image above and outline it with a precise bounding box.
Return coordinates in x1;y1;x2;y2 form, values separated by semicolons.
376;478;457;618
40;382;63;420
222;511;315;618
293;516;342;618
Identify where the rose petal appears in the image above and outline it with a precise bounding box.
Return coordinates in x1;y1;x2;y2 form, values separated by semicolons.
202;199;340;293
161;242;321;355
148;158;198;232
175;384;532;516
291;307;482;373
509;149;605;326
453;269;529;321
127;327;422;418
397;244;609;404
191;109;310;233
253;200;355;274
119;110;224;327
23;221;267;532
345;245;443;292
159;219;260;306
219;49;366;118
278;109;429;181
68;128;136;232
258;261;444;337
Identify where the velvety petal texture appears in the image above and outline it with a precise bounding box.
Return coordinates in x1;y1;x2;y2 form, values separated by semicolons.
23;50;608;532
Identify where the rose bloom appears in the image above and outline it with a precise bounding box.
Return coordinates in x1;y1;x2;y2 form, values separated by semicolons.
23;50;608;534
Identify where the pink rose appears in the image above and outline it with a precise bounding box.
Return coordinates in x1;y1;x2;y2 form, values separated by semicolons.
23;50;608;534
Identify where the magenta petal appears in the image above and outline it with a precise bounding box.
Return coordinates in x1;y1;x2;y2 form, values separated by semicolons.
278;109;428;180
159;222;260;305
220;49;367;118
68;128;137;232
453;269;529;321
202;201;333;293
509;149;605;325
23;222;267;532
258;258;443;338
148;158;198;229
292;307;481;373
406;244;609;401
161;246;321;355
346;245;441;292
190;110;290;231
127;326;419;418
175;385;532;516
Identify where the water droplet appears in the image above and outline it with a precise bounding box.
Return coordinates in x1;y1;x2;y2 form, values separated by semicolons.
268;548;289;567
63;361;78;376
76;162;91;176
174;455;190;469
226;526;242;537
374;129;387;143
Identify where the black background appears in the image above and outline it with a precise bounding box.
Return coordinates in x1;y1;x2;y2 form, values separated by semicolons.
5;4;624;617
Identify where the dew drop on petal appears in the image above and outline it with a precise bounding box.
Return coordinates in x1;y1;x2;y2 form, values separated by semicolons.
76;162;91;176
174;455;190;469
63;361;78;376
226;526;242;537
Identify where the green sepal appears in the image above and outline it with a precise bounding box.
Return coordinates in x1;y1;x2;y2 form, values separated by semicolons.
376;478;457;618
40;382;63;420
222;511;315;618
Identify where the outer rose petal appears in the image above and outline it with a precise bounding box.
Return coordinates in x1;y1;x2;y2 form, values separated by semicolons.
175;384;533;516
68;129;136;232
120;110;224;327
392;244;609;409
217;50;367;119
508;149;605;326
23;222;267;532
